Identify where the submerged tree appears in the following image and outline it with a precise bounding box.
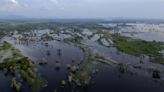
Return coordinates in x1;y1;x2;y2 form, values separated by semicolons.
152;70;160;79
55;60;61;70
117;63;127;73
57;49;62;56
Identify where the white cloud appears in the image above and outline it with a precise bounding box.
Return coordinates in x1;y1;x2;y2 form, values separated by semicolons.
49;0;65;10
10;0;18;5
0;0;164;19
0;0;20;12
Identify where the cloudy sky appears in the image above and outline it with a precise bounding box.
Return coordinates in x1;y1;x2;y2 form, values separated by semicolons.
0;0;164;19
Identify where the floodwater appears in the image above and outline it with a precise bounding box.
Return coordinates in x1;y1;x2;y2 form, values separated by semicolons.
4;37;84;92
122;32;164;42
120;27;164;42
1;29;164;92
85;39;164;76
89;64;164;92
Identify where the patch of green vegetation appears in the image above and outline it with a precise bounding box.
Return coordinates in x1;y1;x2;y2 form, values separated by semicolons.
12;51;23;60
0;31;6;40
63;35;83;45
69;54;94;86
0;46;47;92
11;77;22;92
95;53;109;65
113;35;162;55
41;33;54;41
111;34;164;64
61;80;66;88
100;31;164;64
68;64;79;73
30;77;47;92
0;41;12;50
149;56;164;64
20;69;47;91
63;38;72;43
63;38;80;45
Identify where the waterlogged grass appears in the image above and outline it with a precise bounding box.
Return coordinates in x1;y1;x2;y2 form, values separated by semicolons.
112;35;163;56
110;34;164;64
99;31;164;64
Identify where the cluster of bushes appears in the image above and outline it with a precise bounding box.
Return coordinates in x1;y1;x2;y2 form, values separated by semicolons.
0;50;47;92
68;55;94;87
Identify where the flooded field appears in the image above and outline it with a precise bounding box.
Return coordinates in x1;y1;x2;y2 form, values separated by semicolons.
120;24;164;42
121;30;164;42
0;22;164;92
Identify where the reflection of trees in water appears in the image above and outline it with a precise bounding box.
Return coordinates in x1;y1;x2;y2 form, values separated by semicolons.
14;34;56;63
